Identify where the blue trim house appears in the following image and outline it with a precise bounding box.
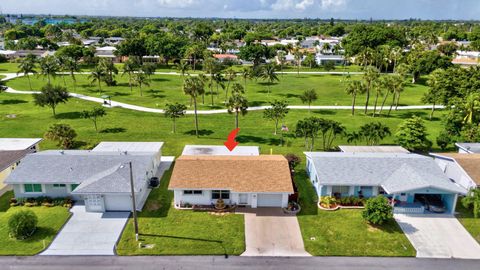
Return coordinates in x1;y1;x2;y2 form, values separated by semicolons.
304;152;466;214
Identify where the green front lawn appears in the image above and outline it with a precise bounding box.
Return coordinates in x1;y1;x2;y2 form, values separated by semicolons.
5;72;429;110
116;168;245;255
0;191;71;255
456;202;480;243
295;171;416;257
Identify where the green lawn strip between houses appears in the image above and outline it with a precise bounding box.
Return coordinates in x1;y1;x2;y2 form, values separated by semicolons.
456;202;480;243
116;168;246;255
0;191;71;255
5;72;429;111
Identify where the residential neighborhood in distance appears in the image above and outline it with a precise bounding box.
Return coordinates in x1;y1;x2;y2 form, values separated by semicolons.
0;0;480;269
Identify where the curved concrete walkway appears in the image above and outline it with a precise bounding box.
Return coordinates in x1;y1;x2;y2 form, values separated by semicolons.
1;73;443;115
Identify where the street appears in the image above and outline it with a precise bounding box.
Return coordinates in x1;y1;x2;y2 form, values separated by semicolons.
0;256;479;270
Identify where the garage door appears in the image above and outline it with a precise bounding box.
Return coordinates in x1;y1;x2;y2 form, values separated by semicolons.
257;194;283;207
104;195;132;211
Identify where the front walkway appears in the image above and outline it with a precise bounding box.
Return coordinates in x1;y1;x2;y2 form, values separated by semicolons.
240;208;310;257
394;213;480;259
41;205;130;255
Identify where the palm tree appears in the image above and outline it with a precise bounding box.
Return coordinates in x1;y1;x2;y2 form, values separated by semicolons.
133;71;150;97
224;68;237;103
276;50;286;75
98;58;118;86
362;66;380;114
390;46;403;73
226;83;248;129
122;58;140;92
424;69;444;119
202;57;216;106
293;48;303;77
39;55;60;84
176;59;190;78
300;89;318;113
378;76;394;116
388;75;405;115
63;57;79;91
89;66;105;93
345;80;365;116
463;93;480;125
321;43;331;55
372;78;385;117
241;66;251;91
164;103;187;133
261;63;279;94
17;54;37;90
183;76;205;137
184;44;202;71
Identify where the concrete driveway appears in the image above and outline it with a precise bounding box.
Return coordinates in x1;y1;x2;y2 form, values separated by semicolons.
41;205;130;255
394;213;480;259
240;208;310;257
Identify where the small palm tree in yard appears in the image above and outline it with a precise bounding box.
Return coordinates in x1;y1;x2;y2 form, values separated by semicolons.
164;103;187;133
226;83;248;129
81;107;107;132
300;89;318;112
345;80;365;116
89;66;105;93
134;71;151;97
176;60;190;78
44;123;77;149
122;58;140;92
263;100;290;135
261;63;279;95
17;54;37;90
39;55;60;84
224;68;237;103
462;188;480;218
183;76;205;137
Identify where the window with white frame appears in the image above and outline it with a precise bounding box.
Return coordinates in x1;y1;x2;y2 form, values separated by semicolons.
183;190;203;195
211;190;230;199
331;186;349;195
24;184;42;193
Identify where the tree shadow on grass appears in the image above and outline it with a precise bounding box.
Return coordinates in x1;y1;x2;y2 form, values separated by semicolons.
55;111;82;119
112;91;131;97
184;129;214;136
151;77;170;82
147;89;166;99
100;127;127;134
396;111;428;119
249;101;266;107
0;99;28;105
278;93;300;99
71;141;88;149
236;135;281;145
313;110;337;115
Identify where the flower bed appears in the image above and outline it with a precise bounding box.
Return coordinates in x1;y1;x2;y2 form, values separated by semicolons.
283;201;301;215
10;197;73;208
318;196;365;211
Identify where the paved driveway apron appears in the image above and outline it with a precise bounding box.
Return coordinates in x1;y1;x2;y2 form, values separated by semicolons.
394;213;480;259
241;208;310;257
41;206;129;255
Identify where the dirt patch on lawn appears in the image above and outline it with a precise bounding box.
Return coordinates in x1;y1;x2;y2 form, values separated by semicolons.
367;225;381;232
145;200;161;211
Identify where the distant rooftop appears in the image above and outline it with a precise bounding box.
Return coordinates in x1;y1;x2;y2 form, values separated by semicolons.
0;138;42;151
339;145;410;154
456;143;480;153
93;141;164;153
182;145;259;156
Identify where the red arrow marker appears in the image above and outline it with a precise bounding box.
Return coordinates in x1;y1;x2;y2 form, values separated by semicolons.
224;128;240;151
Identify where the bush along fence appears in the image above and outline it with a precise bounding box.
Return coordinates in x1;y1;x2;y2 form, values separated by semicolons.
9;197;73;208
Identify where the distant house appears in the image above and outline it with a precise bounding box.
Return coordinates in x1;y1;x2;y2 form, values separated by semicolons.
95;46;122;62
0;138;42;195
0;50;16;59
430;153;480;191
452;51;480;66
169;145;293;208
338;145;410;153
315;54;346;66
455;142;480;153
305;151;465;214
5;142;164;212
14;50;54;59
213;54;238;63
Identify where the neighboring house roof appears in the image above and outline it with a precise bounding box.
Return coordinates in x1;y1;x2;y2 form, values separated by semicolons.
338;146;410;153
455;143;480;153
213;54;238;59
92;141;164;153
305;152;464;194
181;145;259;156
0;138;42;151
0;150;31;172
169;155;294;193
431;153;480;186
5;150;155;193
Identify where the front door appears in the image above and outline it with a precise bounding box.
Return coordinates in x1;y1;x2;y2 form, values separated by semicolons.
239;194;248;205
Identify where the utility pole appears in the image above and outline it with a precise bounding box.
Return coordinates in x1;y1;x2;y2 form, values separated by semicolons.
129;161;139;241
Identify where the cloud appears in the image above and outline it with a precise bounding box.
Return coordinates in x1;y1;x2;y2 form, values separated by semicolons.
320;0;346;9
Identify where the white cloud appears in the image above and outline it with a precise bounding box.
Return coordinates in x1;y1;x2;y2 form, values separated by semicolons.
155;0;196;8
271;0;315;11
320;0;346;9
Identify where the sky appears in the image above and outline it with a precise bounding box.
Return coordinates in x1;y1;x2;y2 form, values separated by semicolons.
1;0;479;20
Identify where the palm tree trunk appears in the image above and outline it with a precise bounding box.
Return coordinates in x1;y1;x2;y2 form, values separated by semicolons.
129;73;133;92
388;94;396;116
430;102;435;120
172;118;176;133
98;81;102;93
364;87;370;114
28;76;32;91
235;110;239;129
194;97;199;138
274;119;278;135
140;84;143;96
210;77;214;106
351;93;356;116
395;92;401;110
373;92;379;117
379;92;389;115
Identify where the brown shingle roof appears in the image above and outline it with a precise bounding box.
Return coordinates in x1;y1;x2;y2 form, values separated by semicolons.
0;150;31;172
437;153;480;186
169;155;294;193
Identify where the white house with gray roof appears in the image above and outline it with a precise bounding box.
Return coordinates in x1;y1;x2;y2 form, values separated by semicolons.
5;142;164;212
305;152;465;214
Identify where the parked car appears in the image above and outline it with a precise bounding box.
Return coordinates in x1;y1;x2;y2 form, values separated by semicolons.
416;194;446;213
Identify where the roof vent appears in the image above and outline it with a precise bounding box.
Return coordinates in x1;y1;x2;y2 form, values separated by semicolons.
123;151;128;155
69;167;73;171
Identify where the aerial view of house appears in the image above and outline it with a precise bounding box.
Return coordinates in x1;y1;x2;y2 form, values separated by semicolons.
305;151;465;214
4;142;164;212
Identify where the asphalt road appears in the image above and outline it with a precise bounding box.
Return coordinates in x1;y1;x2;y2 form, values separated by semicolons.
1;256;479;270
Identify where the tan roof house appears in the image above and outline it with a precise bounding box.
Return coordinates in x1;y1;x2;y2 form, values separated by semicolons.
169;155;294;208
